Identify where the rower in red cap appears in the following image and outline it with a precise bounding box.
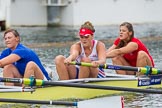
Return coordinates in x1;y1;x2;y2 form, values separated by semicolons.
54;21;106;80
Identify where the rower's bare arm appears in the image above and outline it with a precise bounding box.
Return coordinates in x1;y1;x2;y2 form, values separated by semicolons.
97;41;106;64
68;43;80;61
119;42;138;54
106;42;138;58
0;54;20;67
106;44;116;53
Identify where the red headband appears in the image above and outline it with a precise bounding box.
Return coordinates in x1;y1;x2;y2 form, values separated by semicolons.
79;28;94;36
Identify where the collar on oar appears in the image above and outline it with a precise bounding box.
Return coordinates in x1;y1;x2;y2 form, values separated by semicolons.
144;66;152;75
23;76;45;87
29;76;36;87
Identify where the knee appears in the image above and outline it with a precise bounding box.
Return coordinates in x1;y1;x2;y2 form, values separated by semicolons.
3;64;14;73
26;61;36;69
137;51;147;59
54;55;65;64
112;56;121;62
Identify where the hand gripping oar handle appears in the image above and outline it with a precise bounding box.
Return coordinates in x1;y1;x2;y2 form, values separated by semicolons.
70;61;162;75
70;62;93;67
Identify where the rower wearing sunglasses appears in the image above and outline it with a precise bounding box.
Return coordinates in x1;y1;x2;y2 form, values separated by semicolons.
54;21;106;80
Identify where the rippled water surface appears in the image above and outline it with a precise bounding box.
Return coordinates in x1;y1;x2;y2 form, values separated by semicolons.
0;22;162;108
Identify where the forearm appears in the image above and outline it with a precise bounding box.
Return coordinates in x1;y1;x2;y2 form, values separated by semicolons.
67;54;77;61
0;61;3;68
69;44;80;61
97;58;106;64
0;60;7;68
106;49;121;58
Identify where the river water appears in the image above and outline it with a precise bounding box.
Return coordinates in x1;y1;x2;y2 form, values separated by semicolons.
0;22;162;108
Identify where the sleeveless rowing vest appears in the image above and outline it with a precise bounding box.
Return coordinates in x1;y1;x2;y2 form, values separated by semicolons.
75;40;106;78
76;40;98;63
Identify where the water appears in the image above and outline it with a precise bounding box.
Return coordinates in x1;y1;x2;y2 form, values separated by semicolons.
0;22;162;108
124;93;162;108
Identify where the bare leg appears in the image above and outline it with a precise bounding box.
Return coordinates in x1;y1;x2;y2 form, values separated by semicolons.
24;61;44;79
79;57;98;78
79;66;90;78
3;64;22;86
89;67;99;78
136;51;153;67
54;55;76;80
112;56;135;75
136;51;153;75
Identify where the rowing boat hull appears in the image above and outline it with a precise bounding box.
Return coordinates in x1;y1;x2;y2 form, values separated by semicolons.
0;77;161;102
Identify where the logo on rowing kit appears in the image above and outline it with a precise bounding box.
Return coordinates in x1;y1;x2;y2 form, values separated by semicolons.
138;75;161;87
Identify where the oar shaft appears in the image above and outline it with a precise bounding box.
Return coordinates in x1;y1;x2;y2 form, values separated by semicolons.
42;81;162;94
1;77;162;94
0;77;22;84
70;62;162;75
99;64;139;71
0;88;35;93
0;98;77;106
70;62;139;71
0;85;23;89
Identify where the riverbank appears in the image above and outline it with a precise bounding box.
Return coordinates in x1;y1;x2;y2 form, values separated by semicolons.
25;36;162;48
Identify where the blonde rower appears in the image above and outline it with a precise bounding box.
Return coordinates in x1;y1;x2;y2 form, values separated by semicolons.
54;21;106;80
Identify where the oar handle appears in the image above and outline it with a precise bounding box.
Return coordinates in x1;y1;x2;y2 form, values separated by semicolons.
70;61;162;75
70;61;93;67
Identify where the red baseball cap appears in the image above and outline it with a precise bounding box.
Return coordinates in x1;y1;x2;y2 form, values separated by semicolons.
79;28;94;36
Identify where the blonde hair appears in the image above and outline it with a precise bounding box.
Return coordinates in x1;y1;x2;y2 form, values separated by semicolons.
4;29;20;38
80;21;95;33
4;29;20;42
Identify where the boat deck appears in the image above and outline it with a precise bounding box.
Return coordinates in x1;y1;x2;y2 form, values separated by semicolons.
0;74;162;106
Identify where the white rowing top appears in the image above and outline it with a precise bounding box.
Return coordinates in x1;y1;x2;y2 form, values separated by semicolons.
76;40;98;63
